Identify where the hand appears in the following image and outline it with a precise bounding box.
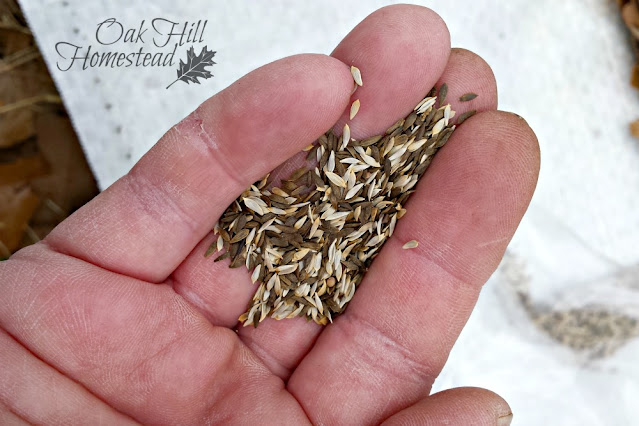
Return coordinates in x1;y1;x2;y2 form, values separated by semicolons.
0;5;539;425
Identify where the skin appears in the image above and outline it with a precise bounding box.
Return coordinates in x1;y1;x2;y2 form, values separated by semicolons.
0;5;539;425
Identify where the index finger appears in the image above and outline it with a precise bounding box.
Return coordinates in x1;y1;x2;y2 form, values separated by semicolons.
44;54;353;282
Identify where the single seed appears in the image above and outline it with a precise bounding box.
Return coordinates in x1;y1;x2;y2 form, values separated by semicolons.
342;124;351;150
350;65;363;86
459;92;478;102
438;83;448;105
457;109;477;125
350;99;361;120
403;240;419;249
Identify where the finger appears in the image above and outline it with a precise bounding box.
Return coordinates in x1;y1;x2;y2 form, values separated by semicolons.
0;246;308;424
288;111;540;425
0;328;137;425
435;48;498;115
0;408;28;426
45;54;353;283
171;3;452;376
332;4;451;139
381;387;513;426
238;49;497;379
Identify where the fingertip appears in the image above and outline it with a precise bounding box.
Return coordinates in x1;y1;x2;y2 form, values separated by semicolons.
437;48;498;113
330;4;451;138
382;387;512;426
466;110;541;181
195;53;354;171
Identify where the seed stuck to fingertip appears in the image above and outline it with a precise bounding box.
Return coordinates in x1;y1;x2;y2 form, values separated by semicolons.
351;65;363;86
459;92;478;102
350;99;360;120
402;240;419;249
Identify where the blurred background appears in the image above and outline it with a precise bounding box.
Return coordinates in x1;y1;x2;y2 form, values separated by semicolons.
2;0;638;424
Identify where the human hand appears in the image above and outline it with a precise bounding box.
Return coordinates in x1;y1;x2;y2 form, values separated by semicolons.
0;5;539;425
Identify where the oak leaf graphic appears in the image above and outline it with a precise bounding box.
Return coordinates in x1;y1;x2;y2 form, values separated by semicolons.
166;46;216;89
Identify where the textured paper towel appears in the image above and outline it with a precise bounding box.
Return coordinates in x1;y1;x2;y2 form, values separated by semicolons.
18;0;639;424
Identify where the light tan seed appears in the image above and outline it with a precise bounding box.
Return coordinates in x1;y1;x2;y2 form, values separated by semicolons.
276;264;298;275
292;248;311;262
251;265;261;283
403;240;419;249
432;118;446;135
350;99;361;120
351;65;363;86
243;197;264;215
327;151;336;173
345;183;364;200
342;124;351;150
294;216;308;230
325;171;347;188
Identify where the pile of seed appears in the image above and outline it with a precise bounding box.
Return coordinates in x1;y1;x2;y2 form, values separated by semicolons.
209;70;471;326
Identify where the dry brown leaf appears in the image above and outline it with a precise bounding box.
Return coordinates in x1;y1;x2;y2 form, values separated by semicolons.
0;183;39;252
0;154;48;185
0;109;35;147
630;119;639;138
631;65;639;90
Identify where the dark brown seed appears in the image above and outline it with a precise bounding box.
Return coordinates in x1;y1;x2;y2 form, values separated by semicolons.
228;230;247;245
356;135;383;147
334;157;346;177
423;108;437;127
438;83;448;105
307;148;317;162
214;251;231;262
291;185;308;197
389;126;404;138
432;108;445;124
394;134;408;146
205;244;217;258
386;119;403;134
435;128;454;148
230;253;245;269
459;92;478;102
384;159;392;176
415;124;427;139
282;250;295;265
370;146;381;163
403;112;418;130
456;109;477;125
290;167;308;182
219;229;231;242
328;132;337;151
271;238;290;247
282;181;298;193
235;215;248;233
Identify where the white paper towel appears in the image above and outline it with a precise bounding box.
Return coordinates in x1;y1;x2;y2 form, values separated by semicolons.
18;0;639;424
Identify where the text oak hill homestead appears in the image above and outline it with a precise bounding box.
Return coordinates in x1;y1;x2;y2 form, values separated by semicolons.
55;18;207;71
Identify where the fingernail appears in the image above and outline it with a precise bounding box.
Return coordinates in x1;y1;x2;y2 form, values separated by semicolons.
498;413;513;426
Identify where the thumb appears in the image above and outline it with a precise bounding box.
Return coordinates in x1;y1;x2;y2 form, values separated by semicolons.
381;387;513;426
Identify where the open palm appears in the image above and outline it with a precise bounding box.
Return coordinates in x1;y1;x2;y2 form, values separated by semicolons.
0;5;539;425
